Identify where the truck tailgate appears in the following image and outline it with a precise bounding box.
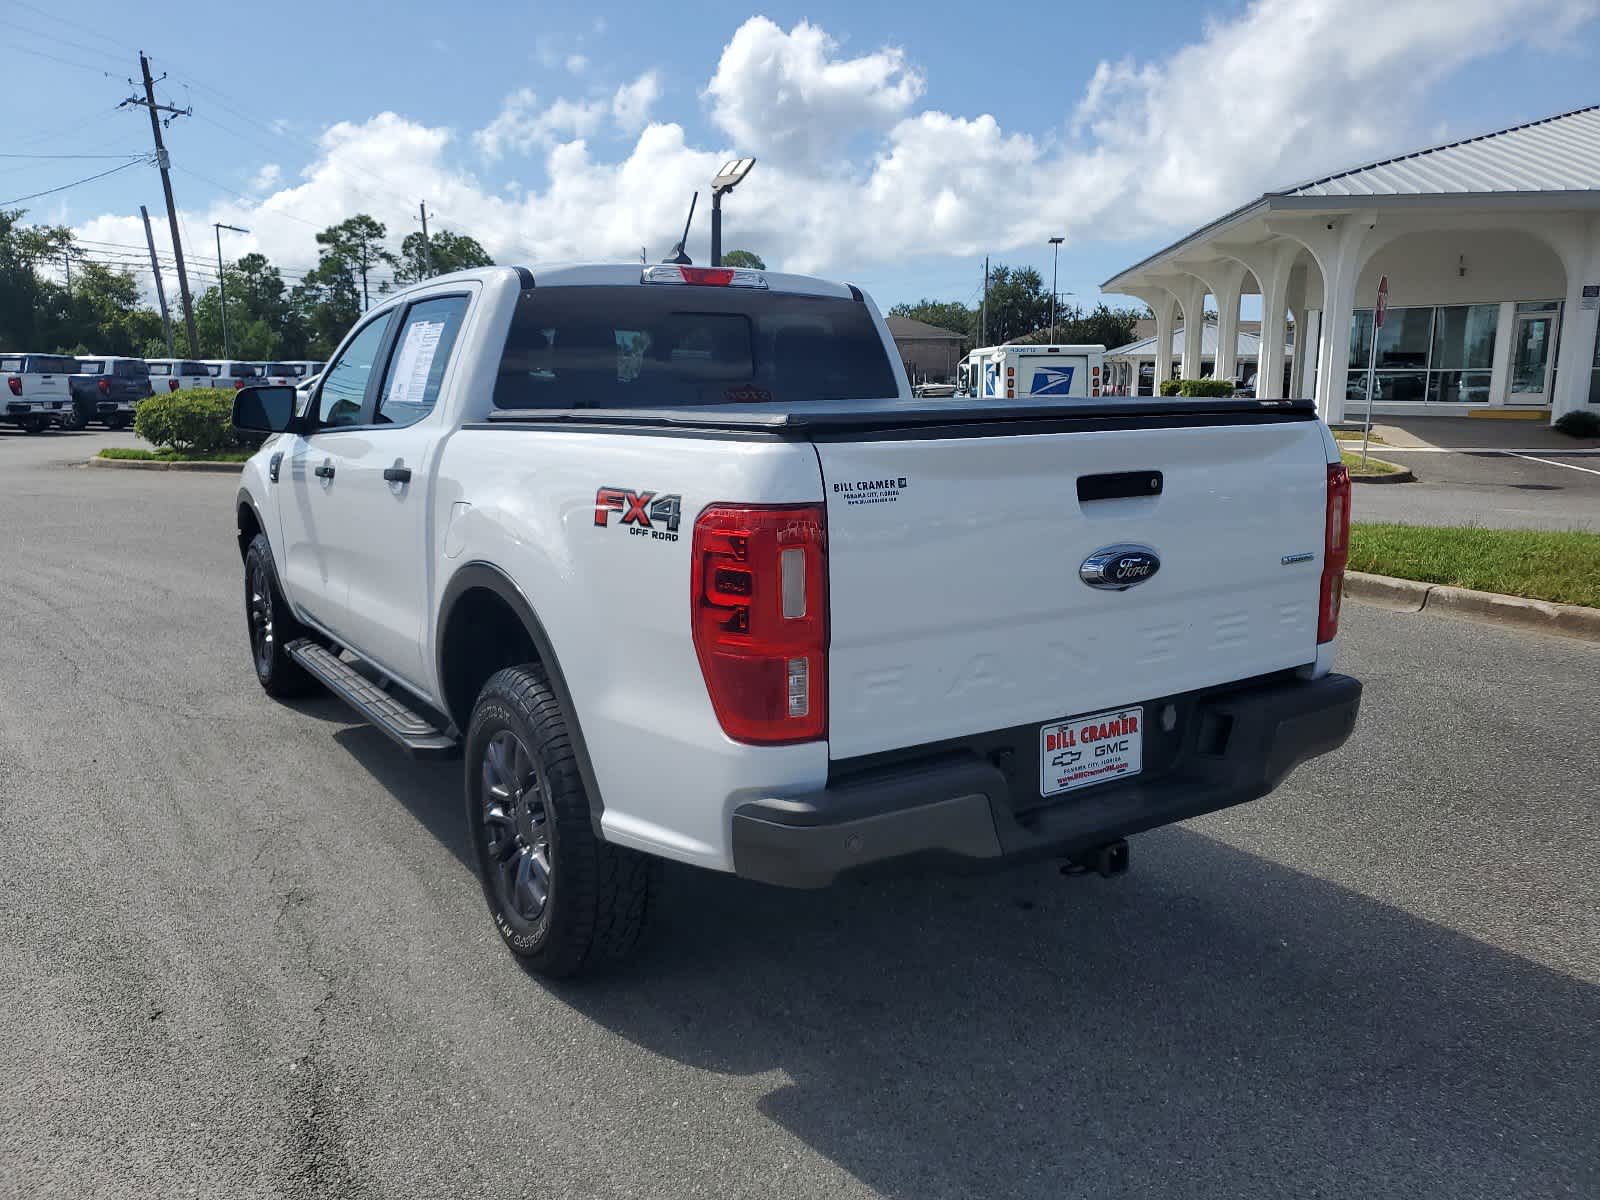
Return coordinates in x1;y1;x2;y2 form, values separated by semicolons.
818;419;1330;759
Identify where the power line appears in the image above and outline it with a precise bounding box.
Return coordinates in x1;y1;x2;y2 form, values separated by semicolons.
0;157;149;206
0;151;155;159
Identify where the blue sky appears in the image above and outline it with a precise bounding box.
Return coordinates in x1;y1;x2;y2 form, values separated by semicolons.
4;0;1598;311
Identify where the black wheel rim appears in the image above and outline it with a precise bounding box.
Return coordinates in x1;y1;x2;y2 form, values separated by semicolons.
247;559;274;676
481;730;552;924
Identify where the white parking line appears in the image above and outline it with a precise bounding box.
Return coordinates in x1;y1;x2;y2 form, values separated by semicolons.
1506;451;1600;476
1362;446;1600;456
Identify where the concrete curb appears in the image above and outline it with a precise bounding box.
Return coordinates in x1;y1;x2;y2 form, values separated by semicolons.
1345;455;1415;484
1345;571;1600;643
87;456;241;474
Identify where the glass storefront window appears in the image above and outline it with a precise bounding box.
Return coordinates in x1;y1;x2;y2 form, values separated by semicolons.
1373;307;1434;369
1431;305;1498;370
1373;371;1428;402
1345;371;1369;408
1349;309;1374;370
1428;370;1492;404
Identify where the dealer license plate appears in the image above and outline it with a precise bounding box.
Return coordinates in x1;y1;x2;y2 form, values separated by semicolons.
1039;705;1143;798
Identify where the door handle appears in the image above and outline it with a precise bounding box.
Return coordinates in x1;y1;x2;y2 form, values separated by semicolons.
314;461;335;480
383;465;412;484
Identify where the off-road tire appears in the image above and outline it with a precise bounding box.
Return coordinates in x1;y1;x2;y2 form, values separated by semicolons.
465;665;658;976
58;406;88;432
243;533;318;698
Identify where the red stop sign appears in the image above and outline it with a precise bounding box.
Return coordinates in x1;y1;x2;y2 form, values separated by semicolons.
1376;275;1389;328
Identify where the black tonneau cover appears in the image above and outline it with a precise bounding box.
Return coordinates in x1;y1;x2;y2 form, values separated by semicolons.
477;397;1317;440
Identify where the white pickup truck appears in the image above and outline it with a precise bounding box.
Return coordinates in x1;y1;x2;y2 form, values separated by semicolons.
231;264;1361;976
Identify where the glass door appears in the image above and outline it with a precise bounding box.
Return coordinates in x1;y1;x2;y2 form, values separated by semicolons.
1509;310;1558;404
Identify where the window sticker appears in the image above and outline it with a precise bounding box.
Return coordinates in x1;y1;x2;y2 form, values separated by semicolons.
386;319;446;408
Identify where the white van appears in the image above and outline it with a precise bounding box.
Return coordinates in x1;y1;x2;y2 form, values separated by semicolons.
957;344;1107;400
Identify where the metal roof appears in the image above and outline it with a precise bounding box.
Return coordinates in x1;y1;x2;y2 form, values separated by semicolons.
1276;105;1600;197
1106;325;1292;360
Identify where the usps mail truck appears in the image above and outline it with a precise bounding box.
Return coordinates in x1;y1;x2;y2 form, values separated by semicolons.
957;344;1106;400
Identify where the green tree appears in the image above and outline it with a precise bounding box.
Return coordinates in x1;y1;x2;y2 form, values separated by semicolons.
0;209;73;349
721;249;765;270
1010;303;1143;350
978;264;1051;344
394;229;494;283
888;299;974;340
291;256;362;360
313;214;396;311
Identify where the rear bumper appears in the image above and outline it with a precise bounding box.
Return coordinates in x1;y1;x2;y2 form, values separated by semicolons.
731;672;1361;888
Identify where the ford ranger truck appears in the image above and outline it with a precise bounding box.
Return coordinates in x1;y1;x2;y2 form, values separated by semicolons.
230;264;1361;977
67;356;154;430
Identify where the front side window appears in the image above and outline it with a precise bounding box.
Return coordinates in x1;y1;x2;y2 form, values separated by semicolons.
317;315;394;428
374;295;469;428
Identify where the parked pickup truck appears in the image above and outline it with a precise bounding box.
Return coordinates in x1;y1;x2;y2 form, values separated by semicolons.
66;356;153;430
2;352;78;432
231;264;1361;976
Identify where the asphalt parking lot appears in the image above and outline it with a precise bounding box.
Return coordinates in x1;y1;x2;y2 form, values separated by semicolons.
2;428;1597;1199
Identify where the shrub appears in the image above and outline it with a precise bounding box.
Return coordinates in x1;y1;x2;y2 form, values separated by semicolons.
1160;378;1237;398
133;388;241;455
1554;410;1600;438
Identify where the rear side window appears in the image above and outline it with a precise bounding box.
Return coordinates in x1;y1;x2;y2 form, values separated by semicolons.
78;360;106;374
493;286;898;409
116;360;148;377
1;357;22;372
375;295;468;428
148;362;172;376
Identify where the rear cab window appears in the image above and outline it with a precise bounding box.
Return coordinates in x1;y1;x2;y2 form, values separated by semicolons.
2;357;24;373
493;285;897;409
148;362;172;376
29;356;76;373
115;360;149;377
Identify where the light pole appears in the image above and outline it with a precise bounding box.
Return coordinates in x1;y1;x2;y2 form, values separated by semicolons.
1048;236;1064;342
709;157;755;267
213;222;248;358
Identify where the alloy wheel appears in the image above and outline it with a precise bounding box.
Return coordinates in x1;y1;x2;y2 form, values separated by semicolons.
481;730;553;924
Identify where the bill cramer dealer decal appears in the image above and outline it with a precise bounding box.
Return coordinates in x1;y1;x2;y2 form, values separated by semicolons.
833;476;908;506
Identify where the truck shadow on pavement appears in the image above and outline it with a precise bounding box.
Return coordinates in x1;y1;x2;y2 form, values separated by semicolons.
331;726;1597;1198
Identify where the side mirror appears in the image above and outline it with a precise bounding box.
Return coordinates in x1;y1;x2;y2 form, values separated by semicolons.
233;385;298;434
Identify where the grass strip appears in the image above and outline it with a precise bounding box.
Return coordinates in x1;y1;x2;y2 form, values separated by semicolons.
1349;523;1600;608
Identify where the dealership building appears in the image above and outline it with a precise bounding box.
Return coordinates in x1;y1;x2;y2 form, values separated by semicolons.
1103;105;1600;425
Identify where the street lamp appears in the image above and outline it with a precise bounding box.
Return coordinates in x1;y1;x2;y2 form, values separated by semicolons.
709;157;756;267
213;222;248;359
1048;236;1064;342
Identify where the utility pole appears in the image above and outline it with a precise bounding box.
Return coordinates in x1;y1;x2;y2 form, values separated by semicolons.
213;223;248;359
140;205;174;356
123;52;198;356
417;201;432;277
980;256;989;346
62;249;72;300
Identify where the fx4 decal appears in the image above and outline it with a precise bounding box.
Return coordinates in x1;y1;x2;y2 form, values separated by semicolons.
594;487;683;542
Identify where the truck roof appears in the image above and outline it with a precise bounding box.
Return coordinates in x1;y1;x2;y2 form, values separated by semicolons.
383;263;861;304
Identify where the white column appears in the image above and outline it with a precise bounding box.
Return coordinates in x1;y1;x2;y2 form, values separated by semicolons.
1220;240;1297;399
1293;309;1321;397
1174;279;1208;380
1488;302;1516;408
1154;300;1176;387
1552;218;1600;423
1182;261;1247;385
1308;221;1378;425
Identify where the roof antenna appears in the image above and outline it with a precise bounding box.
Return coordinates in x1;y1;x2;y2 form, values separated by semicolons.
664;191;697;264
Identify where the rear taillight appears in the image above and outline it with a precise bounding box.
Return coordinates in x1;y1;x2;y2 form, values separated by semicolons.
233;378;245;390
1318;463;1352;643
97;378;109;395
691;503;827;744
168;378;180;391
6;376;19;396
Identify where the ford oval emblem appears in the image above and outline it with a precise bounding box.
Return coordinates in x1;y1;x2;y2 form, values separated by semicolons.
1080;544;1161;591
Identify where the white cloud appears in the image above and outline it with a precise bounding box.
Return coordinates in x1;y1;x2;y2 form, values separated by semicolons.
611;71;661;132
565;53;588;75
252;163;282;191
704;17;923;168
68;2;1600;306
